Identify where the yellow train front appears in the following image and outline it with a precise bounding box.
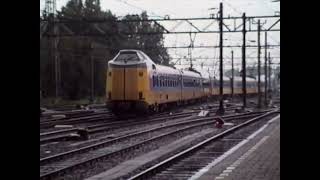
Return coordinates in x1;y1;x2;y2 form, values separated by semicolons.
106;50;152;112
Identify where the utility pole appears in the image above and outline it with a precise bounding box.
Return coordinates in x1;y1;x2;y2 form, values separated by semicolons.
217;2;225;115
189;32;194;69
257;20;261;108
54;26;59;100
264;32;268;106
90;42;94;103
188;47;193;69
44;0;56;18
268;52;272;99
45;0;60;100
231;50;234;99
242;13;247;109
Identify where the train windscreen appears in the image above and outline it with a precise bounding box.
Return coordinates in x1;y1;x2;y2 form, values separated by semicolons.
115;52;139;62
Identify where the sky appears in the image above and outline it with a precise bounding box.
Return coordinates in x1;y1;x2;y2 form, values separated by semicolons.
40;0;280;77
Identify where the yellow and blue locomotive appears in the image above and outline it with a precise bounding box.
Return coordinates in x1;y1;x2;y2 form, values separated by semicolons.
106;50;261;113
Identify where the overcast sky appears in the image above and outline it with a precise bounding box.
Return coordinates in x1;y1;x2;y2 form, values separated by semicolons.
40;0;280;77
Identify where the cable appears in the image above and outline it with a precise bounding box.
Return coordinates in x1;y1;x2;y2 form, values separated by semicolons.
222;0;280;45
114;0;164;18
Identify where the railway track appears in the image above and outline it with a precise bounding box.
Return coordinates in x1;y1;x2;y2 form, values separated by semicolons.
40;101;229;129
39;109;272;180
40;111;116;129
39;112;191;145
40;105;242;145
127;110;279;180
40;108;266;159
41;109;98;120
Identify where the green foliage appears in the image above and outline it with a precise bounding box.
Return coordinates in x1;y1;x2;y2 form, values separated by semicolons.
40;0;169;100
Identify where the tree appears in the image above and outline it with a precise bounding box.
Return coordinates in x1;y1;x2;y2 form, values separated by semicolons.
119;11;170;64
84;0;101;17
40;2;170;101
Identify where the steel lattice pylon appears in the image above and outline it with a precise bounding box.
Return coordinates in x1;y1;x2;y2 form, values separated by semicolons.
44;0;56;17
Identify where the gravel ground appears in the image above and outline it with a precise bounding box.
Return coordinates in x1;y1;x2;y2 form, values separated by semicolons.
42;111;268;179
41;123;220;179
40;109;246;159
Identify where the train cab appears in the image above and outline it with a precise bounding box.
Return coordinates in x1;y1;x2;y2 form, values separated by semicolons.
106;50;153;112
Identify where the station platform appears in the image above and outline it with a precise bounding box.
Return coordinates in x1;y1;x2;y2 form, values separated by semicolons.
192;114;280;180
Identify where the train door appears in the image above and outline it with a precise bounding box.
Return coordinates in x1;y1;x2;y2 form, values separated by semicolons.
124;67;139;100
110;67;125;100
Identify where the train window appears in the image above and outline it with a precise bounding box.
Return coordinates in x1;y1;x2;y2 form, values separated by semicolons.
162;77;165;87
115;52;139;62
152;64;156;70
156;76;159;87
161;77;163;87
162;76;166;87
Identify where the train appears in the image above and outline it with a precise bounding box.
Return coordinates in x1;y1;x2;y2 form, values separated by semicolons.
106;50;264;113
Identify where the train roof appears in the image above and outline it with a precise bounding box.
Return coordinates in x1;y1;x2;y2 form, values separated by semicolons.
175;65;213;79
233;76;257;82
155;64;181;75
181;69;202;78
201;73;211;79
213;76;231;81
197;70;211;79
